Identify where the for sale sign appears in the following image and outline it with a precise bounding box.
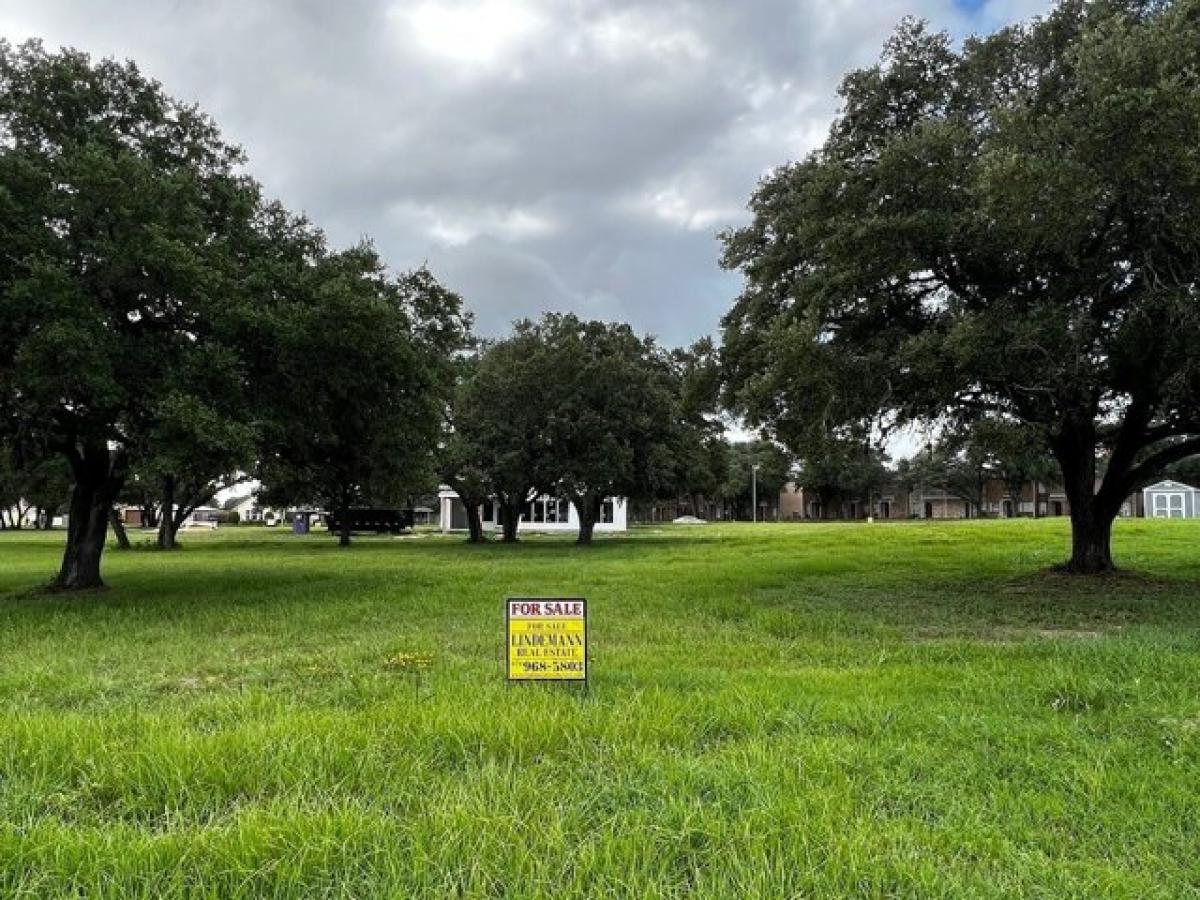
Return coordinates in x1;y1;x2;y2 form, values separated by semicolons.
506;598;587;682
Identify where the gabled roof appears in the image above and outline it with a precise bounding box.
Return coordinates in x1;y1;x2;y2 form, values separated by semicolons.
1144;479;1200;492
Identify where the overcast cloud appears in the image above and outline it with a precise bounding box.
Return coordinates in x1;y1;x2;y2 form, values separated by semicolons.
1;0;1049;346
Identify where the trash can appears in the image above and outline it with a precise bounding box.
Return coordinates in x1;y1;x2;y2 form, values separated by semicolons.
292;514;308;535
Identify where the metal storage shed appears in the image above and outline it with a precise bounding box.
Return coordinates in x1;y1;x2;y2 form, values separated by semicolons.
1142;480;1200;518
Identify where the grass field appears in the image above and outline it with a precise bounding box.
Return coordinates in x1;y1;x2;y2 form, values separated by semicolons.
1;519;1199;898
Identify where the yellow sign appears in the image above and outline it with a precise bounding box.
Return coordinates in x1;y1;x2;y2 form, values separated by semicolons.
506;598;587;682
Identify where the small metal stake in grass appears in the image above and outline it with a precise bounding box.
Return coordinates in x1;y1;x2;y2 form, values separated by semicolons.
384;652;434;700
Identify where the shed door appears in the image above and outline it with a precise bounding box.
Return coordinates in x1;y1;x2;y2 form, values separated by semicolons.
1153;493;1185;518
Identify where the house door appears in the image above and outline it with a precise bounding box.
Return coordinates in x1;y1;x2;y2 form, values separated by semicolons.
924;501;934;519
1051;500;1064;516
1002;499;1013;518
1153;493;1185;518
879;501;891;519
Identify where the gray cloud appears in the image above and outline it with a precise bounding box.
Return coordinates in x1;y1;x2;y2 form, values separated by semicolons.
0;0;1049;345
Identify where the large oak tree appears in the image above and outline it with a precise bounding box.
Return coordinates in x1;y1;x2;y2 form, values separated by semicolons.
256;255;470;547
534;315;676;544
721;0;1200;572
0;41;263;588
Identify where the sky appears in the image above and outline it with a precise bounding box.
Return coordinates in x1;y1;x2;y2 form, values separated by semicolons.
0;0;1050;349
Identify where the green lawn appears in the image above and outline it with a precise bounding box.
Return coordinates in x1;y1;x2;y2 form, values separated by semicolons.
1;520;1199;898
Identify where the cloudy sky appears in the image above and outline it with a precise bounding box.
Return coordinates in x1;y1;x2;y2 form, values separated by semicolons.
2;0;1048;347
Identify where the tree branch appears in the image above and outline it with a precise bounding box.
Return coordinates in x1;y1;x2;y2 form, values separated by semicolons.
1111;436;1200;500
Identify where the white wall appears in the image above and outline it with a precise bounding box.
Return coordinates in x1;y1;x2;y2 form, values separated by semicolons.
439;489;627;533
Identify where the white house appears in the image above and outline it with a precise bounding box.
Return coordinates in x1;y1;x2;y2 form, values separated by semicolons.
1143;480;1200;518
222;492;270;523
438;489;627;534
181;505;221;529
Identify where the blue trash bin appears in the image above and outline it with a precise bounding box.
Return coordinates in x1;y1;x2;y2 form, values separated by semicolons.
292;514;308;535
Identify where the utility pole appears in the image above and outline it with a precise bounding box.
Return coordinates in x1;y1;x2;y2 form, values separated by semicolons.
752;464;760;523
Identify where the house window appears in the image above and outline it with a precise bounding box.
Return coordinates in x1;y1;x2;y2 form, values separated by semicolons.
524;497;572;524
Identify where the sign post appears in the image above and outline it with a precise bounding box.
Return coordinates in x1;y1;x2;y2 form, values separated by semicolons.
506;598;587;683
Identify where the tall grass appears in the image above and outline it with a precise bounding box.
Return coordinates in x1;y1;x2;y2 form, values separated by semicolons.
0;519;1198;897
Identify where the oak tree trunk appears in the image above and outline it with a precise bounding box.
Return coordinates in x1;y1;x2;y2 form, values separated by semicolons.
500;498;522;543
109;508;131;550
575;494;600;545
464;499;485;543
157;474;178;550
337;509;352;547
1055;424;1117;574
56;483;110;589
1065;504;1115;574
54;444;124;591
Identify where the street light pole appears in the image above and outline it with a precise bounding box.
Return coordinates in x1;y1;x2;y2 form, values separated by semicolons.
752;464;760;523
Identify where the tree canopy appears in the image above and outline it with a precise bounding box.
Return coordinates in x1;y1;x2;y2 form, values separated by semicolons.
722;440;794;521
0;41;469;581
721;0;1200;572
454;314;678;543
257;253;469;546
792;436;889;519
0;40;267;586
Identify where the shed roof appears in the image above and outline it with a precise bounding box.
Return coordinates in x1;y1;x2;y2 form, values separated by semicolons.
1143;480;1200;493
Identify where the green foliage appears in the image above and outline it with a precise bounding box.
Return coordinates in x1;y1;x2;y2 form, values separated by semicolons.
456;314;682;540
534;315;676;510
257;250;470;536
899;420;1058;515
1164;455;1200;487
453;329;547;539
793;435;890;516
2;522;1200;894
721;0;1200;570
0;40;266;581
722;440;793;519
658;339;730;509
0;39;260;455
0;41;469;568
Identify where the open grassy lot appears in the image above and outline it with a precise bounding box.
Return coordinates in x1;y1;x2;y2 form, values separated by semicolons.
1;520;1199;898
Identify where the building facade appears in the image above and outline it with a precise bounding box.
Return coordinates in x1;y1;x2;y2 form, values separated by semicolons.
438;489;628;534
780;477;1146;520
